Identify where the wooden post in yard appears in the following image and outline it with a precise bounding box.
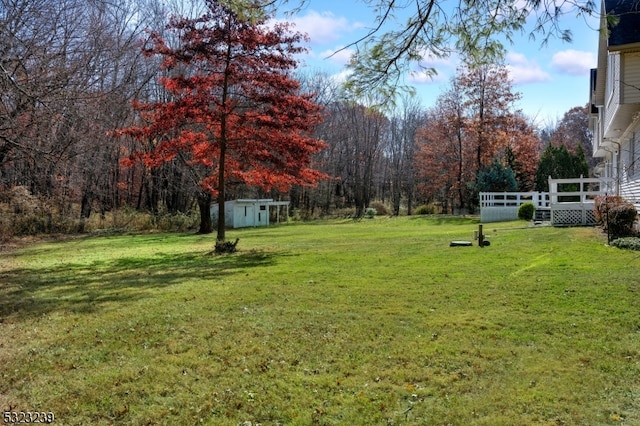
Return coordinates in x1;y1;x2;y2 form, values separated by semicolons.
478;224;484;247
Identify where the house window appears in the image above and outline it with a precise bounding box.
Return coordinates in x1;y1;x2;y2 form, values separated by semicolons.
631;132;639;178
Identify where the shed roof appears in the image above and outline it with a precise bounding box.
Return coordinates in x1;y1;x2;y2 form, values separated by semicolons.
235;199;274;203
233;199;290;206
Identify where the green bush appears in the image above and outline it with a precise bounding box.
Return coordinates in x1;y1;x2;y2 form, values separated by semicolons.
611;237;640;251
365;207;376;218
414;204;434;215
517;202;535;221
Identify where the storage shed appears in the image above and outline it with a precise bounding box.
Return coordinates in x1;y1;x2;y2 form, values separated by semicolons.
210;199;290;229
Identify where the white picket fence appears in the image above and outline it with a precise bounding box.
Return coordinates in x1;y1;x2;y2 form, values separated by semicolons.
479;192;549;223
479;177;616;225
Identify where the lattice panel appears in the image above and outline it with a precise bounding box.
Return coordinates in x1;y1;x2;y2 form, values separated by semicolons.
584;210;597;225
552;210;583;225
551;209;598;226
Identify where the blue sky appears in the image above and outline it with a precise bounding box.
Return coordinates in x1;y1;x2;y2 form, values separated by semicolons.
277;0;600;125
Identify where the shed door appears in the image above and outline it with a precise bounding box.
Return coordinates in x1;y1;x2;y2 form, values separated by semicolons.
257;205;268;226
237;205;254;228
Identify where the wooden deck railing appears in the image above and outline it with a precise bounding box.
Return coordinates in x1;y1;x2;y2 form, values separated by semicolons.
479;192;549;223
479;177;615;224
548;176;615;225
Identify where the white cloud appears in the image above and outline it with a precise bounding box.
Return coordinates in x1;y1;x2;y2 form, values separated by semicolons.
319;46;355;66
550;50;596;76
283;11;363;46
506;52;551;84
417;50;457;69
330;68;353;84
408;68;448;85
406;50;456;84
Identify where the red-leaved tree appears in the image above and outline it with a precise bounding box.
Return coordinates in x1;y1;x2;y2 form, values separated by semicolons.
116;1;326;246
414;63;540;211
414;82;470;212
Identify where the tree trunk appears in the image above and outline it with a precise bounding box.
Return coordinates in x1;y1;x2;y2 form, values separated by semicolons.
216;139;227;242
80;190;92;219
197;191;213;234
457;126;465;212
392;172;401;216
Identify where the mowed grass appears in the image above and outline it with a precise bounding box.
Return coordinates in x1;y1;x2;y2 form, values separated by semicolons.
1;216;639;425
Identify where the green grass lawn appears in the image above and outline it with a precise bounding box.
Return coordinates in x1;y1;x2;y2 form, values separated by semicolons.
1;216;639;425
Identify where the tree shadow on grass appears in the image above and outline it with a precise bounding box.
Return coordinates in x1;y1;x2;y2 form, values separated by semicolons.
0;248;278;321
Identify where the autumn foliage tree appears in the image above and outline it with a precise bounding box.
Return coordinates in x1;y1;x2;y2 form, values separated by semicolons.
459;65;521;172
548;105;595;168
116;1;326;247
505;114;542;191
414;63;541;211
414;81;469;211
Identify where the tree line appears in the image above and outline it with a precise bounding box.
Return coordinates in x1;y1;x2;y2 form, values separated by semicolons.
0;0;593;238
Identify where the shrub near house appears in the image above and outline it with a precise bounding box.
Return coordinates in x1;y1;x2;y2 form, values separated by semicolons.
595;195;638;238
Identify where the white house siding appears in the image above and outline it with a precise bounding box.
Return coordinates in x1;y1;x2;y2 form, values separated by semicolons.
604;53;621;133
620;180;640;208
619;129;640;210
621;130;640;182
623;53;640;103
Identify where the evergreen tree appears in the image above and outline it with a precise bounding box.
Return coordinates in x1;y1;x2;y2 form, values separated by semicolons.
572;144;590;178
476;157;518;193
534;144;589;191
